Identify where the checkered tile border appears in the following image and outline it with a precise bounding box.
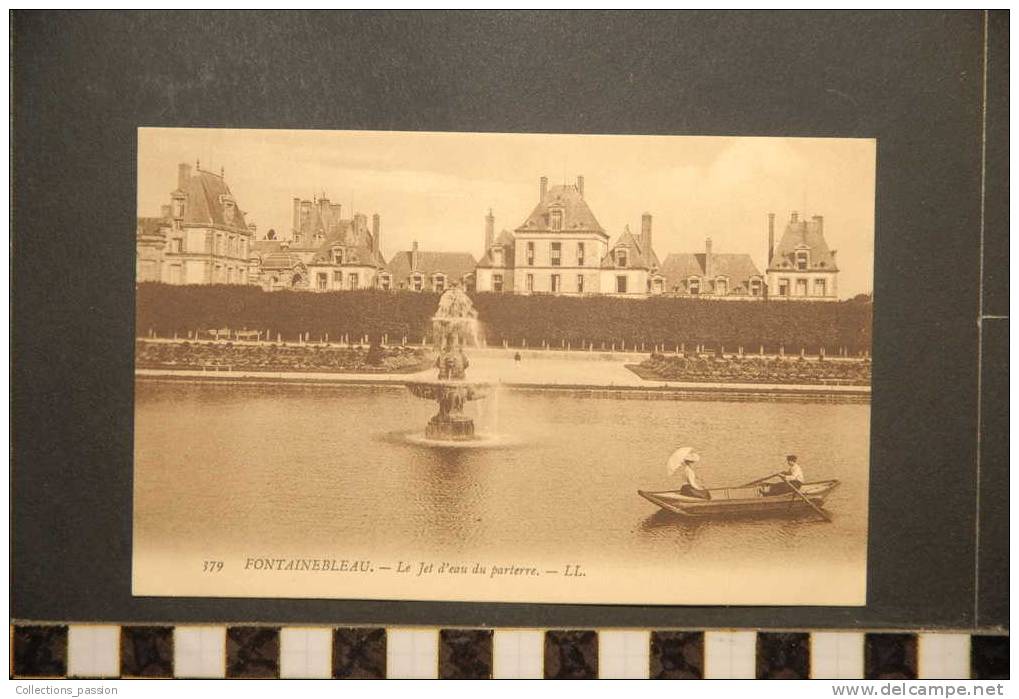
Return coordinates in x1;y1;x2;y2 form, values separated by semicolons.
10;626;1008;679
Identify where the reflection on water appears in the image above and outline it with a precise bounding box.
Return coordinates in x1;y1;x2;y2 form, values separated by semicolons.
134;381;869;570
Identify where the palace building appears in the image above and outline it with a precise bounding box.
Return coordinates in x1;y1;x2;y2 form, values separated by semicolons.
248;196;387;291
660;238;765;299
765;212;839;301
137;163;843;301
474;175;663;296
136;162;257;285
386;241;477;292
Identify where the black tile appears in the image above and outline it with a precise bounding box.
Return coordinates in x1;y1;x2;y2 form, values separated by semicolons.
865;633;917;679
120;626;173;678
226;626;279;679
971;635;1009;680
545;630;597;680
332;627;386;680
756;632;810;679
13;625;67;678
439;629;492;680
650;631;703;679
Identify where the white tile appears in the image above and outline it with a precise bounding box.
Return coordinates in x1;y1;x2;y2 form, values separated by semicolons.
280;628;332;679
704;631;756;679
493;629;543;679
67;625;120;678
599;630;650;679
919;634;971;679
387;628;438;679
811;632;865;679
173;626;226;678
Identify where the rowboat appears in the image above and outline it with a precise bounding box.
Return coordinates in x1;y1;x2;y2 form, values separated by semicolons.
637;479;840;518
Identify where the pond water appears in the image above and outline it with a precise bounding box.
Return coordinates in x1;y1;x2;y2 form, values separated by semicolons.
134;381;869;605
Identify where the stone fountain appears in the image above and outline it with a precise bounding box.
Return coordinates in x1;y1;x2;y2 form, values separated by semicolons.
406;285;491;442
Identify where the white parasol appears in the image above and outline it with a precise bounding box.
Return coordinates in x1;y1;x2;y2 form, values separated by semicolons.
666;446;700;476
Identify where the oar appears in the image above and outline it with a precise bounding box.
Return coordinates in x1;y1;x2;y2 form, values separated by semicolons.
780;475;832;522
739;472;783;488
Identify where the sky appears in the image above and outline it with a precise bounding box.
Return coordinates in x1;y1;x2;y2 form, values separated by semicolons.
138;129;875;297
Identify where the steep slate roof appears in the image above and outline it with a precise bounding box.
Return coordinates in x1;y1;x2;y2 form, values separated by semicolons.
387;250;477;283
476;229;516;267
307;219;387;268
181;169;249;231
515;184;605;235
251;212;385;268
661;252;763;292
600;225;660;270
768;215;838;271
260;251;306;271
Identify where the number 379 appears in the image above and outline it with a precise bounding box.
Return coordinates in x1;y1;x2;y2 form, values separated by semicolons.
203;560;224;573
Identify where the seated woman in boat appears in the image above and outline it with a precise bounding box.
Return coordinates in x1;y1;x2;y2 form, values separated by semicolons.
762;455;805;496
667;447;711;500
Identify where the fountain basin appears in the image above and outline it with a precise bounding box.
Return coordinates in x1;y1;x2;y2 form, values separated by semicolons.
405;380;492;402
405;380;494;442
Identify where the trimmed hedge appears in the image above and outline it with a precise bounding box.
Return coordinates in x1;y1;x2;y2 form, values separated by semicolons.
136;283;872;355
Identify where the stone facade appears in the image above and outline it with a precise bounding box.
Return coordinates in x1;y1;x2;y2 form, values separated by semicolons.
475;175;665;296
661;238;765;299
765;212;839;301
136;162;256;285
249;196;387;291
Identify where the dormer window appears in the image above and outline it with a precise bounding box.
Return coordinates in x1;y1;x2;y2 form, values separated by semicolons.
412;273;423;291
550;209;563;231
795;250;809;270
616;249;628;268
433;273;446;293
715;278;728;295
689;278;700;295
219;195;237;225
493;248;504;266
314;231;324;245
332;247;344;264
171;195;185;221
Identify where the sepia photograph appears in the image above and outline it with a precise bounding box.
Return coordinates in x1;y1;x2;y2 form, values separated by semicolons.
133;127;875;606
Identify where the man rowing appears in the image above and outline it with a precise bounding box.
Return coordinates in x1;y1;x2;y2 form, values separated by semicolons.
761;454;805;496
666;446;711;500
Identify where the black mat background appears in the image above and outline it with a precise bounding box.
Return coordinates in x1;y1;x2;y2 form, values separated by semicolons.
11;10;1008;630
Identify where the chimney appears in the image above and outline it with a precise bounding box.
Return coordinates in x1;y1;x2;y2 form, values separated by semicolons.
768;212;775;267
300;199;313;233
318;196;331;225
705;238;714;279
292;198;301;234
177;162;192;190
411;240;419;271
540;176;548;201
485;209;495;250
812;214;824;234
641;212;652;253
576;175;585;197
372;213;381;253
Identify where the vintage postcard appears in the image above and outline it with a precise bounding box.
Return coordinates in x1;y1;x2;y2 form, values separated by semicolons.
133;128;874;605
